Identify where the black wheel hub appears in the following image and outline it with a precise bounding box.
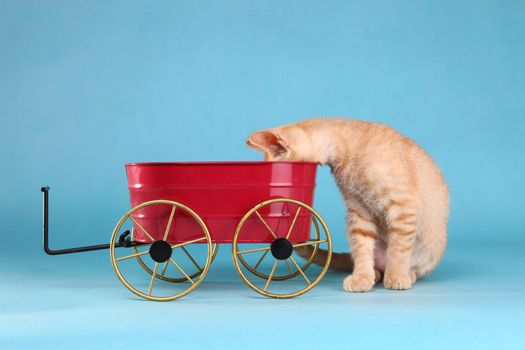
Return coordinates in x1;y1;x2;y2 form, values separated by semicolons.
270;238;293;260
149;240;172;263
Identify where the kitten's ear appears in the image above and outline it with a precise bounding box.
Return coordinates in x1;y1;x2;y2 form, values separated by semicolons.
246;130;288;159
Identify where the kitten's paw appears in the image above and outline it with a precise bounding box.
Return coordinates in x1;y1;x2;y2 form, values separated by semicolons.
383;271;413;290
343;274;374;292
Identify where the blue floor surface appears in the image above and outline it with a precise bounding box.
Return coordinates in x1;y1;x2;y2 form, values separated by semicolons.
1;239;524;349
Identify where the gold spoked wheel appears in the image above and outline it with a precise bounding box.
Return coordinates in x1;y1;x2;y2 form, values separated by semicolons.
132;229;219;283
110;200;213;302
232;198;332;299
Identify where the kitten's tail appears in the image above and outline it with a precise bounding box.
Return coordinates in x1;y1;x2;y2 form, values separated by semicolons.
294;245;353;272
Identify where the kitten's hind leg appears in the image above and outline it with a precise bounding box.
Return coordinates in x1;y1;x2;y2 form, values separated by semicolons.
343;200;378;293
383;198;418;290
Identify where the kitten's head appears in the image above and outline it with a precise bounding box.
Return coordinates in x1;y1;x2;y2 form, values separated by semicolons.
246;126;319;162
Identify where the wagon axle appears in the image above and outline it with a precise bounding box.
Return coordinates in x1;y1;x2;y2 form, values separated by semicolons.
149;240;173;263
270;238;294;260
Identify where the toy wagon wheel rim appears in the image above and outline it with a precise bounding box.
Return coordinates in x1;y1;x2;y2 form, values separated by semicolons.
110;200;213;302
232;198;332;299
132;229;219;283
236;216;320;281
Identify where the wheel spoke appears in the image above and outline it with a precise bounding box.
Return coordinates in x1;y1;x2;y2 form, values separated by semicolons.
163;206;177;241
148;263;159;295
264;260;279;292
236;245;271;255
253;250;269;272
285;259;294;273
285;207;301;240
129;216;156;242
169;258;195;285
292;239;327;249
115;249;150;262
160;261;169;277
170;236;207;249
289;256;311;285
255;210;277;238
181;246;203;272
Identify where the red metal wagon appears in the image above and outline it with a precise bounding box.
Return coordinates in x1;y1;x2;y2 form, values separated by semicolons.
41;161;332;301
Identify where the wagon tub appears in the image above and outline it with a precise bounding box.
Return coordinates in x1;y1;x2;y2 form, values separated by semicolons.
41;161;332;301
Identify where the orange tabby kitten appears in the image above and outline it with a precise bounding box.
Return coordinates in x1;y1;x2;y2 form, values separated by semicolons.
247;118;449;292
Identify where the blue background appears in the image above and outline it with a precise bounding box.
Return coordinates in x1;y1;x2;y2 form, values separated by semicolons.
1;0;524;349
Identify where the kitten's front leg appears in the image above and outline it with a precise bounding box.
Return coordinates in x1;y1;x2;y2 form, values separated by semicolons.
383;199;417;290
343;201;378;293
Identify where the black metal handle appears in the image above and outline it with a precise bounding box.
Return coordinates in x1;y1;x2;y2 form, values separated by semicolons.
40;186;141;255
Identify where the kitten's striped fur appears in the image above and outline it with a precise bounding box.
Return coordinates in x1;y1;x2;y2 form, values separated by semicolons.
247;118;449;292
